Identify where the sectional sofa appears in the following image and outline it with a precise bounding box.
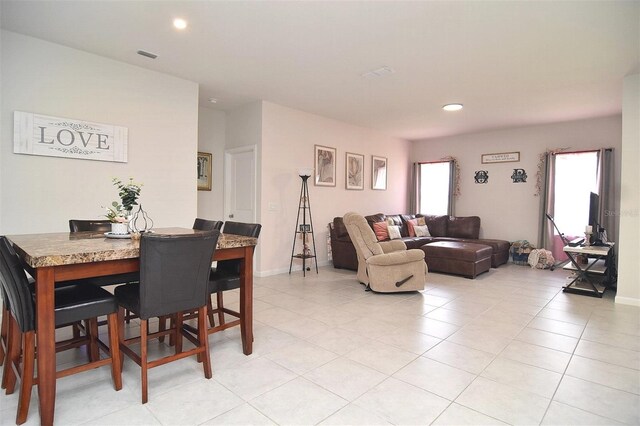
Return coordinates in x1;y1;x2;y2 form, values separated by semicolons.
329;213;510;276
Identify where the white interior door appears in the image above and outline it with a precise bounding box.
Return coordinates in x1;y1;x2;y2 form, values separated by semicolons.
224;146;257;223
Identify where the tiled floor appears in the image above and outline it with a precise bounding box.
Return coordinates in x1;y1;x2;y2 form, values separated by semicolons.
2;264;639;425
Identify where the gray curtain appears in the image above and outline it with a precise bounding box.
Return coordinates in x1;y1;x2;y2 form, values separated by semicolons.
538;152;556;251
410;163;420;214
448;160;455;216
596;148;616;243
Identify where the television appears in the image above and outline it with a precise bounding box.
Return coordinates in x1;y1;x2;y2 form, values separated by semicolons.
589;191;600;229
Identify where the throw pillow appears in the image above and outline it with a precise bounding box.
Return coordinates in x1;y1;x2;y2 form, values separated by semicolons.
414;225;431;237
372;221;389;241
406;217;427;237
387;225;402;240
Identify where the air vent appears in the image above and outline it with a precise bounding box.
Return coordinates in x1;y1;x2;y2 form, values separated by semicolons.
137;50;158;59
360;66;395;78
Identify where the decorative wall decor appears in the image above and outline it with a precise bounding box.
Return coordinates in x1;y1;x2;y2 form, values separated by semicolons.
13;111;128;162
511;168;528;183
345;152;364;190
481;151;520;164
474;170;489;184
197;152;212;191
314;145;336;187
534;147;570;196
371;155;387;190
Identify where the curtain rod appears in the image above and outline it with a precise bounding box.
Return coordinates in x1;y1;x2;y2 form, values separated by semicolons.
552;148;613;155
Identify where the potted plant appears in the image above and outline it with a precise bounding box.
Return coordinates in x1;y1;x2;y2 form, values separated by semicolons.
105;178;142;234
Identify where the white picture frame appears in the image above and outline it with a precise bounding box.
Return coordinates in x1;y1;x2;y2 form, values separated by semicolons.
314;145;336;187
345;152;364;190
372;155;387;190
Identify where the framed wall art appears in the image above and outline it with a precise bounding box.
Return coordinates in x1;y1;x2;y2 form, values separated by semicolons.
197;151;212;191
345;152;364;190
372;155;387;190
481;151;520;164
314;145;336;187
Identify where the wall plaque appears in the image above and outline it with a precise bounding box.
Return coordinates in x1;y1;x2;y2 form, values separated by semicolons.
13;111;128;163
481;151;520;164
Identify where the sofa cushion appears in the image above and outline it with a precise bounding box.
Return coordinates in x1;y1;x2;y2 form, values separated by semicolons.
365;213;386;229
385;215;406;236
332;217;350;239
401;236;435;250
414;225;431;237
419;215;448;237
405;217;426;237
372;221;389;241
448;216;480;239
387;225;402;240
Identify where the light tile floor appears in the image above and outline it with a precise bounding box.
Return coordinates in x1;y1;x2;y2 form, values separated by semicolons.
1;264;639;425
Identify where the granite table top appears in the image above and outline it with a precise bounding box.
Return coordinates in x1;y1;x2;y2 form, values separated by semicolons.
7;227;257;268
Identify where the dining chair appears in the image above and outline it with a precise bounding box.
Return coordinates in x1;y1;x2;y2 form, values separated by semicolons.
0;236;122;425
69;219;140;328
206;221;261;334
193;218;223;231
68;219;140;288
114;231;219;403
0;287;9;370
158;218;224;342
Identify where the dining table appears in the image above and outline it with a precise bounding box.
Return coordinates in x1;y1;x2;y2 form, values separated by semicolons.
6;227;258;426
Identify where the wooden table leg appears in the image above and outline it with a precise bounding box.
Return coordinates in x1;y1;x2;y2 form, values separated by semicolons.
239;246;253;355
35;267;56;426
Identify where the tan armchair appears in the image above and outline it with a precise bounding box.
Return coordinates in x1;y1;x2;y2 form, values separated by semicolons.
343;212;426;292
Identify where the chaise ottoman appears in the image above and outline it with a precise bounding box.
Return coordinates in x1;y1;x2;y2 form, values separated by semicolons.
421;241;492;279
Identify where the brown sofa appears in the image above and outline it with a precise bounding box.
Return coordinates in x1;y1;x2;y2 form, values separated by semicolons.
329;213;510;273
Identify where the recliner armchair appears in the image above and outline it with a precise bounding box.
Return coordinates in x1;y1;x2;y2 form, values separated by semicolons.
343;212;426;292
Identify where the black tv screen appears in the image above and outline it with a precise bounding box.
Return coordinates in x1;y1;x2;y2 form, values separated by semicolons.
589;192;600;228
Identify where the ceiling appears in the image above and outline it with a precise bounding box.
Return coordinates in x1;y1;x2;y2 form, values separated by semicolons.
1;1;638;141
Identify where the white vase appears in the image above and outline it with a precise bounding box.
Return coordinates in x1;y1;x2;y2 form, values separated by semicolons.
111;222;129;235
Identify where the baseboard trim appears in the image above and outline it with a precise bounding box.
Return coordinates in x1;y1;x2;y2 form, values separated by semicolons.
256;260;330;277
614;295;640;306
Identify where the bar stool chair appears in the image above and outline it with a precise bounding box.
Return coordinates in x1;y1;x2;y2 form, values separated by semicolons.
114;231;219;403
0;287;9;370
159;219;223;343
0;237;122;425
193;218;223;231
207;221;261;334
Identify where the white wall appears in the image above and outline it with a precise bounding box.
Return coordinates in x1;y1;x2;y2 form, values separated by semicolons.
0;31;199;234
260;101;411;275
197;107;226;221
616;73;640;306
410;116;622;244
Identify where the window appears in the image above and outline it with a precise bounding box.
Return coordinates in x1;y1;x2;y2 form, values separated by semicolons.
553;151;598;237
418;161;452;215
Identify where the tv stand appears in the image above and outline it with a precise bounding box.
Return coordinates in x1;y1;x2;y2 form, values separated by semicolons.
562;243;615;298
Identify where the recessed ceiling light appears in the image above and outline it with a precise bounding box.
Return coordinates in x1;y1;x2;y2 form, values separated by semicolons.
208;98;218;104
173;18;188;30
442;103;463;111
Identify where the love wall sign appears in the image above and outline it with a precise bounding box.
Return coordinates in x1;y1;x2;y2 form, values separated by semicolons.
13;111;128;163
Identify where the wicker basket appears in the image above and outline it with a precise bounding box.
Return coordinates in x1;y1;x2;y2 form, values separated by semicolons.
510;240;535;266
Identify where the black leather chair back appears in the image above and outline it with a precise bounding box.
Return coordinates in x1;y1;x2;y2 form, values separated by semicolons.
0;237;35;332
138;231;219;319
217;222;262;274
193;218;223;231
69;220;112;233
